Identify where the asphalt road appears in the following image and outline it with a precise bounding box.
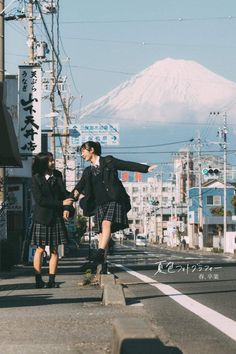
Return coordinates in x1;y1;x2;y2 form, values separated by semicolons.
109;241;236;354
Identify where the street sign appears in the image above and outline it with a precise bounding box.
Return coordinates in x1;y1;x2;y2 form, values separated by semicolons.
77;123;120;146
69;124;80;146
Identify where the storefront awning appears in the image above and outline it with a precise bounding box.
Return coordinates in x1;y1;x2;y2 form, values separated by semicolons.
0;100;22;167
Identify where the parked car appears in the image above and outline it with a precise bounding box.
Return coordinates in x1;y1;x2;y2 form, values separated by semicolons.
125;231;134;240
135;234;148;247
82;231;96;242
113;231;124;241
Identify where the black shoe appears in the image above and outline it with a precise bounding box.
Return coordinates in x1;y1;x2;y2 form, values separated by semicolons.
90;248;106;274
35;280;46;288
46;281;60;288
101;261;108;274
80;249;106;274
95;261;108;275
35;274;46;288
95;248;105;263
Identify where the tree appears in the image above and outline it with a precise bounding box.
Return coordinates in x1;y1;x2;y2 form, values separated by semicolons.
76;214;87;242
210;206;232;216
231;195;236;214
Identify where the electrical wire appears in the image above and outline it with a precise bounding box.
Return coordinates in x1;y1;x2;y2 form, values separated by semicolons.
60;16;236;25
102;149;236;155
58;34;81;95
61;35;236;50
6;20;28;37
102;139;194;149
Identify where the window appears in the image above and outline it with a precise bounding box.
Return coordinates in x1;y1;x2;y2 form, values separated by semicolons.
207;195;221;206
163;215;170;221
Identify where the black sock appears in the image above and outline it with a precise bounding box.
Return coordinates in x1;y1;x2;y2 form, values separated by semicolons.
48;274;56;283
35;274;42;282
95;248;105;263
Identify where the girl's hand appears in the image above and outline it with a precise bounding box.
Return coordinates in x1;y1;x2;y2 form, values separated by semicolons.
73;190;79;201
148;165;157;173
63;198;74;206
63;210;70;220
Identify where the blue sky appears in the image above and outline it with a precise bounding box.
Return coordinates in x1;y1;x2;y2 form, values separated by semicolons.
6;0;236;106
5;1;236;166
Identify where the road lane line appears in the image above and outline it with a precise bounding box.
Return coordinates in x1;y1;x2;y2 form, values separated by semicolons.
114;263;236;342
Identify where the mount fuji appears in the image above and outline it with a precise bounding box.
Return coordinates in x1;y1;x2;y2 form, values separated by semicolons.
79;58;236;127
78;58;236;164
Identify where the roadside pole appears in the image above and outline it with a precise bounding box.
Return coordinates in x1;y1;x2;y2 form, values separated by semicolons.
197;133;203;249
0;1;5;199
222;113;227;252
0;0;5;268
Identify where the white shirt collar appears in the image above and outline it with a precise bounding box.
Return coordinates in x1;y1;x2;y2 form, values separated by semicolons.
45;172;53;180
91;156;100;167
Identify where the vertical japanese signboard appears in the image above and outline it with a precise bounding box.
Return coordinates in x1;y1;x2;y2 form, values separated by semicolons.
18;65;42;155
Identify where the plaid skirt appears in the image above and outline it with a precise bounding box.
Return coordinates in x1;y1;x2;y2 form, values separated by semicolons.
94;201;128;234
30;216;68;247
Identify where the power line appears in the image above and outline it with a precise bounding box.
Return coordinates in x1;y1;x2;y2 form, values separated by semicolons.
60;16;236;25
102;149;236;155
61;35;236;49
58;35;81;95
103;139;194;149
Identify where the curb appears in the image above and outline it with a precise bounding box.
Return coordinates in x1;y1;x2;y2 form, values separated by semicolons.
102;274;126;306
112;317;159;354
100;273;115;288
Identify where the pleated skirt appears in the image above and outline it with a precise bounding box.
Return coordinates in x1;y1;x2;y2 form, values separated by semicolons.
94;201;128;234
30;216;68;247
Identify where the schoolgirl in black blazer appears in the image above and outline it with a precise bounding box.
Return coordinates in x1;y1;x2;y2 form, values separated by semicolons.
73;141;157;272
30;152;74;288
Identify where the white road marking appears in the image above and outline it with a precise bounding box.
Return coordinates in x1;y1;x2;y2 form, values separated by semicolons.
114;263;236;342
129;302;144;307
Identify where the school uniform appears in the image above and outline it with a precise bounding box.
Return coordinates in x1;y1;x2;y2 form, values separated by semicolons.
30;170;69;247
74;155;150;233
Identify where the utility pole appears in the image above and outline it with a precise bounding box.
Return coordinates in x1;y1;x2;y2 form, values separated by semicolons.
50;47;56;157
160;168;163;244
0;0;5;208
28;0;35;64
186;150;192;247
197;132;203;248
222;113;228;252
210;111;227;251
62;96;69;183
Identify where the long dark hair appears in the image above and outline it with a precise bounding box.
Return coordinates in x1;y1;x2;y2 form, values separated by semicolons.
79;141;102;156
32;152;53;175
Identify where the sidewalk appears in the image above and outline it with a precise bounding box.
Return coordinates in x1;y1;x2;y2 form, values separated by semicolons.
2;242;227;354
0;244;161;354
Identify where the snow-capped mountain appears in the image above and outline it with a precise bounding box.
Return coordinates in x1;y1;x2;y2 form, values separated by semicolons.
79;58;236;126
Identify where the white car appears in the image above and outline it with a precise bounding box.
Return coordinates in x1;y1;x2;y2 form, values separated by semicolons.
135;234;148;247
113;231;124;241
83;232;96;242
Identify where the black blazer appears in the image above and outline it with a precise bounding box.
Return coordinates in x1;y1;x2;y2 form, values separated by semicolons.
31;170;69;226
74;155;150;216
